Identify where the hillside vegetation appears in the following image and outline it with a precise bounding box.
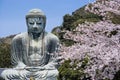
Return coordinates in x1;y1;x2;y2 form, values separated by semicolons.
53;0;120;80
0;0;120;80
0;35;15;67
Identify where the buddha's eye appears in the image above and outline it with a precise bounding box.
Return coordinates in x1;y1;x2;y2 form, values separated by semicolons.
37;22;42;25
29;22;34;25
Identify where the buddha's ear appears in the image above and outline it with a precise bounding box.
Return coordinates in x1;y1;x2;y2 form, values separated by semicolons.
43;22;46;29
26;18;29;27
43;16;46;29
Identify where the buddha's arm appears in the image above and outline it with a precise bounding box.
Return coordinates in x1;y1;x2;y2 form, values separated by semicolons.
11;37;26;69
44;36;60;69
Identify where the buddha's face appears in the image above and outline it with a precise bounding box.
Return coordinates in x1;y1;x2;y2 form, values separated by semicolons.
27;17;44;34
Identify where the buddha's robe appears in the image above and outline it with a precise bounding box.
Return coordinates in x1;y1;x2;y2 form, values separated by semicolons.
1;32;59;80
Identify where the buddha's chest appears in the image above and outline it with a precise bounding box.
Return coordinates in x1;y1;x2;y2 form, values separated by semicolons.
28;39;48;55
29;40;42;54
27;39;47;64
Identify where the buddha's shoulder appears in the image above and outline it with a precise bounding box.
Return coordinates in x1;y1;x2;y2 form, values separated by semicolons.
12;32;28;41
45;32;59;40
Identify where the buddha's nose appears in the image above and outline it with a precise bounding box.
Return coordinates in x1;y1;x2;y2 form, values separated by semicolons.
33;22;38;28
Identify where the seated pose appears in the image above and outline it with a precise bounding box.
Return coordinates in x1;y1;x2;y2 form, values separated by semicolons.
1;9;60;80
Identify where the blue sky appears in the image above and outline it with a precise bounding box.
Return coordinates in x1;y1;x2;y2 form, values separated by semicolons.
0;0;95;37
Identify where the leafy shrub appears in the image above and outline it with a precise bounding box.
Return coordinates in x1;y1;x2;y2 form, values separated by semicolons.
113;70;120;80
111;15;120;24
106;30;118;38
107;12;120;24
61;39;76;47
62;14;75;31
62;6;103;31
58;57;91;80
0;43;12;68
52;26;61;36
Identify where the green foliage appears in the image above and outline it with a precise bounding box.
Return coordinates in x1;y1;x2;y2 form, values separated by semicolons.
54;5;103;47
57;32;66;39
62;6;103;31
0;42;12;68
73;7;102;20
52;26;61;36
73;17;101;27
109;30;118;37
107;12;120;24
72;10;103;29
58;56;90;80
61;39;76;47
53;31;76;47
106;30;118;38
58;60;82;80
88;4;93;10
62;14;75;31
111;15;120;24
113;70;120;80
52;5;103;47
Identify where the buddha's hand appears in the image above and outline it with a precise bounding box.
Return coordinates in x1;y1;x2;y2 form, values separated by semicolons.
25;66;45;72
14;62;27;70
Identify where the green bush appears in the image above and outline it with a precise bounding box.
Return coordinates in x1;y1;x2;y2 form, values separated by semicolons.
106;30;118;38
52;26;61;36
62;6;103;31
107;12;120;24
58;56;90;80
61;39;76;47
0;43;12;68
62;14;75;31
111;15;120;24
58;60;83;80
113;70;120;80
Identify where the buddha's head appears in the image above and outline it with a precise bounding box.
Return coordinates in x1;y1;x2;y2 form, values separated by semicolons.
26;9;46;35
